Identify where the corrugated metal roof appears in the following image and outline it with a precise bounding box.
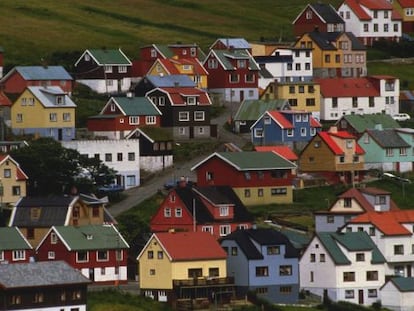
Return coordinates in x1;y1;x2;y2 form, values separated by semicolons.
15;66;72;81
113;96;161;116
0;227;32;251
28;86;76;108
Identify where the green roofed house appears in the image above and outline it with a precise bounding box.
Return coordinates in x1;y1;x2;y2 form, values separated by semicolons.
0;227;32;264
36;224;129;284
381;277;414;311
300;231;386;306
74;48;132;94
87;95;162;139
233;99;290;133
191;151;297;206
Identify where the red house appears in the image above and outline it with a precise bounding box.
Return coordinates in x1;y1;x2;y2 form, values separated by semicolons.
36;224;129;284
191;151;297;206
0;227;32;264
150;185;254;239
0;66;73;94
87;95;162;139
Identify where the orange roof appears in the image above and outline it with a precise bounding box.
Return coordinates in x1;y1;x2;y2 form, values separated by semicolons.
267;111;293;129
155;231;227;261
318;132;345;155
350;210;414;236
255;145;298;161
310;117;322;128
396;0;414;8
317;77;380;98
157;59;180;74
358;0;393;10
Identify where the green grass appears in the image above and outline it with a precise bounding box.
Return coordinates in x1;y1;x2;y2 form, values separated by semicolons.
367;61;414;90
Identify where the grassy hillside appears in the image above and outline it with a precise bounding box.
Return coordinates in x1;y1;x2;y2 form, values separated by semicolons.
0;0;344;66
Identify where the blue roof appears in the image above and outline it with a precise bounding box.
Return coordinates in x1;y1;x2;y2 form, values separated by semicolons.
146;75;196;88
14;66;72;81
215;38;250;49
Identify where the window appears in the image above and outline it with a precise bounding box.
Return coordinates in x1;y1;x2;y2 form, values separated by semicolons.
150;269;156;275
332;97;338;108
27;228;34;239
97;250;109;261
288;99;297;106
129;116;139;125
128;152;135;161
202;226;213;234
13;250;25;261
118;65;127;73
48;112;58;122
345;290;354;299
394;23;399;32
306;10;312;19
72;290;82;301
126;175;136;187
220;225;231;236
46;251;55;259
258;188;263;197
352;97;358;108
231;247;238;256
92;206;99;217
325;54;331;63
394;244;404;255
33;293;44;303
206;171;214;181
271;188;287;196
209;267;219;277
344;198;352;207
369;227;375;236
76;251;88;262
117;153;123;161
306;98;315;106
157;251;163;259
229;73;239;83
356;253;365;261
146;116;156;124
16;113;23;123
343;272;355;282
179;111;189;121
298;85;304;93
208;59;218;69
287;129;294;137
56;96;64;105
279;265;292;276
327;215;334;223
147;250;154;259
287;63;292;71
366;270;378;281
300;128;306;136
63;113;71;121
51;232;58;244
164;208;171;217
256;266;269;277
244;189;251;197
105;153;112;162
219;206;229;216
310;253;315;262
245;74;255;83
296;63;301;71
3;168;11;178
186;96;197;105
280;286;292;294
175;208;182;217
386;148;394;157
335;54;340;63
289;86;295;94
267;246;280;255
104;65;112;73
384;24;389;32
194;111;205;121
368;289;378;298
400;148;407;156
339;156;345;163
320;254;326;262
374;23;378;32
158;97;165;106
256;287;268;294
364;23;369;32
188;268;202;278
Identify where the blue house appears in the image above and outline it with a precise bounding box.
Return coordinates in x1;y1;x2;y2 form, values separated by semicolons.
220;228;300;304
250;110;321;149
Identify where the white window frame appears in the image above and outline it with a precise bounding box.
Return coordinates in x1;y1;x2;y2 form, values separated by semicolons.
96;250;109;262
76;251;89;263
202;226;213;234
118;65;127;73
287;129;294;137
0;251;3;261
63;113;71;122
12;250;25;261
254;128;263;138
187;96;197;105
219;206;229;216
300;128;306;136
179;111;189;121
49;113;57;122
16;113;23;123
104;65;113;73
129;116;139;125
194;111;205;121
146;116;156;125
219;225;231;236
164;208;171;217
51;232;58;244
175;208;182;217
48;251;55;259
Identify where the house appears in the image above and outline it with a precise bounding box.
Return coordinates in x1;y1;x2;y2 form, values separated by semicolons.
138;231;234;306
0;227;32;263
260;79;321;119
150;185;254;238
0;154;28;207
381;277;414;311
314;187;399;232
335;113;401;138
220;228;300;304
62;139;140;189
74;48;132;94
233;99;290;133
36;224;129;284
0;141;28;154
392;0;414;33
125;126;173;172
203;48;259;103
337;0;402;46
299;127;365;185
317;76;400;121
191;151;297;206
0;261;90;311
343;210;414;278
292;3;346;37
10;86;76;141
294;30;367;78
87;95;162;139
8;194;111;247
358;127;413;172
250;110;321;150
145;86;214;139
0;65;73;94
147;58;208;89
133;74;196;97
300;231;386;306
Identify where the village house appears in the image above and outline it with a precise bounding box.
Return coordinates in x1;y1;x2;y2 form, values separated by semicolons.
0;154;28;207
0;227;32;264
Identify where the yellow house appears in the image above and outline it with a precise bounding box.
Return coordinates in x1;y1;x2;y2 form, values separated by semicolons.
138;231;233;305
0;154;28;207
147;57;209;89
11;86;76;141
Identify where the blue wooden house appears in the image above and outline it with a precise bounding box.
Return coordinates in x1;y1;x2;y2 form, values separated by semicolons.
250;110;321;149
220;228;300;304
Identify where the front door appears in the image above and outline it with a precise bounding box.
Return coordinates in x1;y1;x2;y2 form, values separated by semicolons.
58;129;63;141
358;290;364;305
407;265;412;277
89;268;95;281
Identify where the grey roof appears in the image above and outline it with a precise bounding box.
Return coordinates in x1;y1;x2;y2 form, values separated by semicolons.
305;31;365;51
234;99;290;121
0;261;90;288
310;3;345;24
367;129;410;148
13;66;72;81
259;66;274;79
214;38;250;49
210;49;259;71
28;86;77;108
146;74;196;88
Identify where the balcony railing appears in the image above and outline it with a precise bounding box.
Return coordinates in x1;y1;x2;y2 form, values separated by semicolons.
173;276;234;288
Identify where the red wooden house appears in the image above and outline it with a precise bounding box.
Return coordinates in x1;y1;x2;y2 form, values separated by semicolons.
0;227;32;264
36;224;129;284
150;185;254;239
0;66;73;94
87;95;162;139
191;151;297;206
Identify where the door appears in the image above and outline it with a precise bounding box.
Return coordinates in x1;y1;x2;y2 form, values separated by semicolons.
240;90;244;102
58;129;63;141
358;290;364;305
89;268;95;281
407;265;412;277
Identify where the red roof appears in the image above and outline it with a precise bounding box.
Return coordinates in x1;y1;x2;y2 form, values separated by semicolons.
267;111;293;129
0;91;12;107
318;132;345;155
310;117;322;128
158;87;211;106
316;77;380;98
157;59;180;74
155;231;227;261
396;0;414;8
255;146;298;161
343;0;372;20
358;0;393;10
350;210;414;236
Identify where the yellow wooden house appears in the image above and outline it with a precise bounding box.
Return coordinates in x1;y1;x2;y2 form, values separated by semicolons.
0;154;28;207
11;86;76;141
138;231;234;306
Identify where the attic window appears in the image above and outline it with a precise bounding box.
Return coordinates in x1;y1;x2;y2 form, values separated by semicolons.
264;116;271;124
187;97;196;105
306;10;312;19
56;96;64;105
183;65;191;71
86;234;93;240
31;208;41;221
84;54;90;61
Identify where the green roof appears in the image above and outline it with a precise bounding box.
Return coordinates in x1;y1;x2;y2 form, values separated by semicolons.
88;49;131;65
137;126;173;141
339;114;400;133
317;232;385;265
0;227;31;251
234;99;289;121
54;225;129;250
215;151;296;170
154;44;175;58
213;49;259;71
389;277;414;292
113;97;161;116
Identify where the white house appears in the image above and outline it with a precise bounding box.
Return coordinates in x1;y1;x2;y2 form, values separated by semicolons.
381;277;414;311
317;76;399;121
300;231;386;306
337;0;402;46
62;139;140;189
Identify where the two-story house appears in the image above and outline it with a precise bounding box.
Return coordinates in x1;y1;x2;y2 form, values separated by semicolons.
36;224;129;284
145;86;214;139
250;110;321;150
74;48;132;94
220;228;300;304
192;151;297;206
87;95;162;139
0;227;32;264
150;185;254;238
391;0;414;32
300;231;386;306
337;0;402;46
10;86;76;141
299;127;365;185
0;154;28;207
137;231;234;307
